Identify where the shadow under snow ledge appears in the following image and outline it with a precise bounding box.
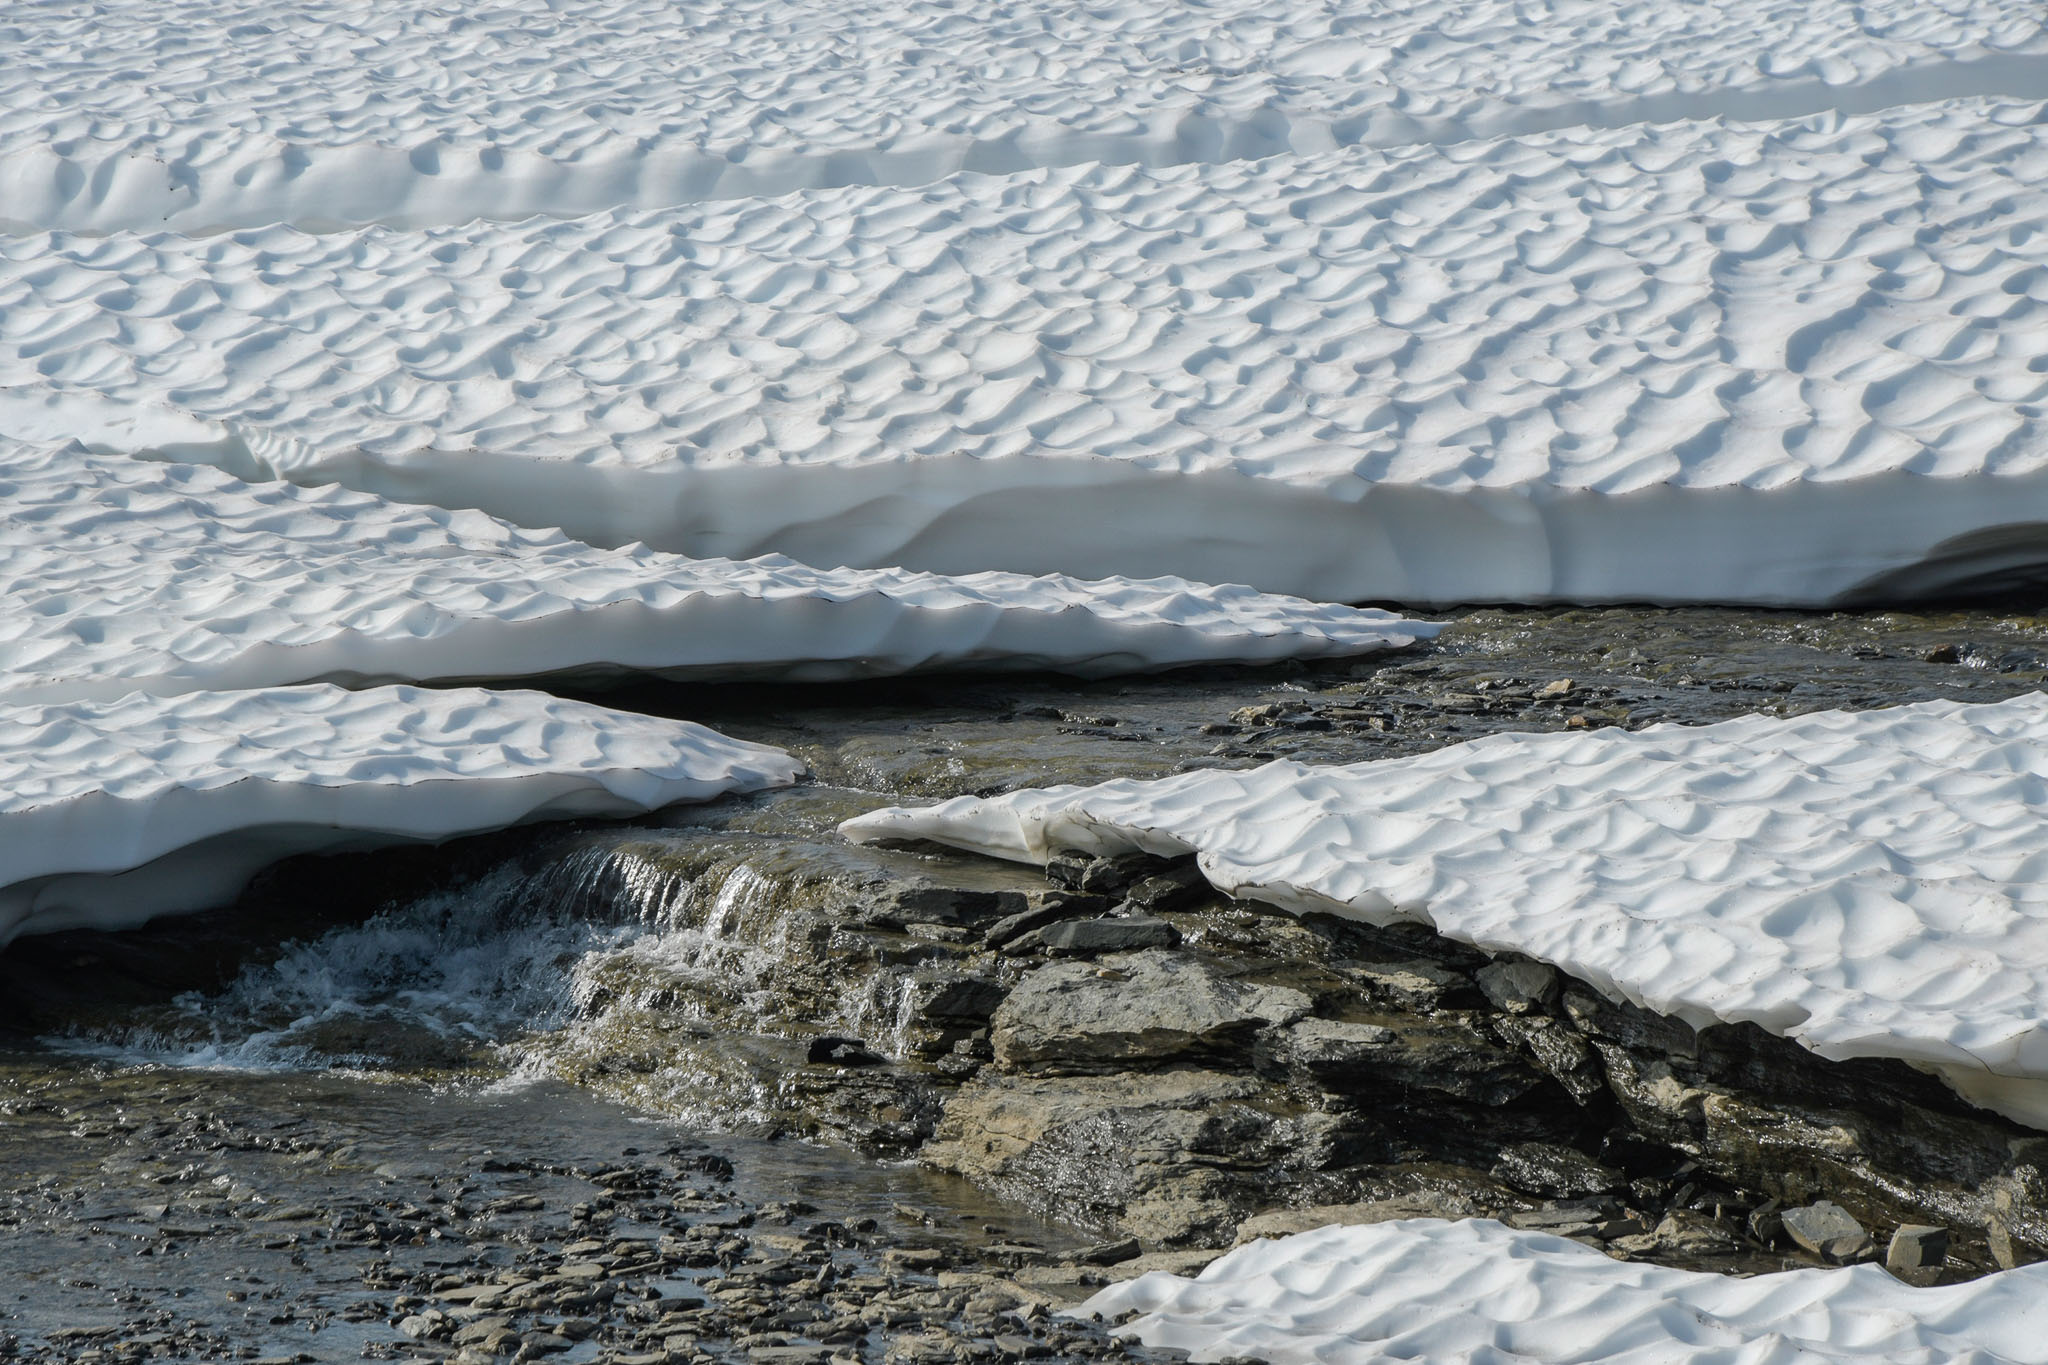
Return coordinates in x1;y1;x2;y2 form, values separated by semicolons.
0;683;802;947
841;692;2048;1130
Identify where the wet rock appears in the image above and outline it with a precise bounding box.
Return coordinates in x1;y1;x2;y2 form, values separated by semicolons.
1122;865;1210;915
924;1070;1339;1244
985;892;1112;950
1270;1015;1547;1105
1887;1224;1949;1284
1336;959;1469;1014
1781;1201;1871;1264
1233;1197;1471;1245
806;1037;887;1067
1038;915;1180;955
1045;850;1171;898
867;885;1029;928
1476;960;1560;1015
1490;1143;1625;1199
992;952;1308;1073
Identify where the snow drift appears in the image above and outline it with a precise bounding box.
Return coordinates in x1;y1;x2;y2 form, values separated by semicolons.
0;440;1436;704
10;98;2048;603
1083;1218;2048;1364
0;683;802;946
845;694;2048;1127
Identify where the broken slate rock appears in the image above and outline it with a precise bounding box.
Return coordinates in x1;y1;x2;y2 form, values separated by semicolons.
1476;960;1560;1014
1039;915;1181;955
992;952;1309;1072
806;1036;886;1067
1781;1201;1871;1264
1886;1224;1948;1284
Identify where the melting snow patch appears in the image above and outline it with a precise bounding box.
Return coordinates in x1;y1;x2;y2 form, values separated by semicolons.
846;693;2048;1127
0;683;802;946
1;0;2039;233
0;440;1434;703
1081;1218;2048;1364
11;98;2048;602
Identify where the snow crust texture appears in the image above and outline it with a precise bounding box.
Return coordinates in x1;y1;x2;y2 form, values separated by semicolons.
0;440;1434;705
844;694;2048;1126
1083;1218;2048;1364
12;98;2048;602
3;0;2040;234
0;684;802;945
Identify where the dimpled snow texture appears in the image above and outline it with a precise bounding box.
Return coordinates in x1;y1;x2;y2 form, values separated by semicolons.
0;441;1436;704
7;100;2048;601
0;683;803;943
1083;1219;2048;1364
845;694;2048;1126
1;0;2040;233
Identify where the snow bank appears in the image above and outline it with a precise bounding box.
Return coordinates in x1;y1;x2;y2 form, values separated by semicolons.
0;441;1435;704
0;684;801;945
3;0;2038;234
1082;1218;2048;1364
844;694;2048;1127
13;99;2048;603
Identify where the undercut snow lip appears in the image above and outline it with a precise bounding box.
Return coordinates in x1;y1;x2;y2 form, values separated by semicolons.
842;694;2048;1128
0;439;1439;705
0;683;804;947
1078;1217;2048;1363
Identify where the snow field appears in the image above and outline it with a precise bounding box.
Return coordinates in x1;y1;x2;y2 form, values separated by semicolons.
844;694;2048;1127
0;684;803;945
0;439;1436;705
1081;1218;2048;1364
1;0;2039;234
8;98;2048;601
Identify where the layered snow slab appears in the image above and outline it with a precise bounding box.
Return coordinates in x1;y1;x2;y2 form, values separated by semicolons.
845;694;2048;1127
1083;1219;2048;1364
3;0;2041;235
0;441;1434;705
0;684;802;946
17;98;2048;603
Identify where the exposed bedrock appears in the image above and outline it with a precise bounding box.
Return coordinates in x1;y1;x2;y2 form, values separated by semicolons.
25;794;2048;1285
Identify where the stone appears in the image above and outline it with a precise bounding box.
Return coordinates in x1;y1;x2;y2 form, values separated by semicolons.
1490;1142;1624;1199
902;974;1006;1023
1121;864;1209;914
1045;850;1167;897
1780;1201;1871;1264
992;951;1309;1072
1272;1015;1546;1105
1338;959;1468;1013
1475;960;1559;1014
1038;915;1180;955
1235;1199;1454;1245
1886;1224;1948;1283
984;892;1111;949
1072;1237;1141;1266
806;1036;886;1067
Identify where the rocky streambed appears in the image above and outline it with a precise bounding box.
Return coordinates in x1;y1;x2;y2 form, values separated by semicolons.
9;604;2048;1360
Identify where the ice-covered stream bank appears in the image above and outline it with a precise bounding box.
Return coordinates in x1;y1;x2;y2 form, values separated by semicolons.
15;606;2048;1360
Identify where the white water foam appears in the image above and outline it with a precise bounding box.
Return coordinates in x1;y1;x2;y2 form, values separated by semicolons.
1082;1218;2048;1364
845;693;2048;1128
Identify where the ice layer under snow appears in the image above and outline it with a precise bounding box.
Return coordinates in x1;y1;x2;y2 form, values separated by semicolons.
3;0;2039;234
14;98;2048;604
0;440;1435;705
1081;1218;2048;1364
844;693;2048;1127
0;683;803;946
